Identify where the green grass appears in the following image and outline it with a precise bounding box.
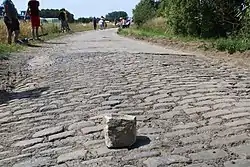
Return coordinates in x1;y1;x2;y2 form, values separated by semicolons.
119;25;250;54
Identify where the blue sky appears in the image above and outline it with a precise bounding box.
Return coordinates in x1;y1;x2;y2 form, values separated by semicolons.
11;0;140;18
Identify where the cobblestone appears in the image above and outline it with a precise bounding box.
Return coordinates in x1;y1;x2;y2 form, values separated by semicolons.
1;29;250;167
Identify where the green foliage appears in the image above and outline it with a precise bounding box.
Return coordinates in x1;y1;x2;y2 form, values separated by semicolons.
77;17;93;23
132;0;158;26
105;11;128;21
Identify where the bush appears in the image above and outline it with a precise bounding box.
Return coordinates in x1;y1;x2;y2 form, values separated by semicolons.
133;0;158;26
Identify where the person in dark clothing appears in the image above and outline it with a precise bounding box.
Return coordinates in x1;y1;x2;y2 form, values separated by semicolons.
93;17;97;30
58;8;71;33
24;0;41;40
2;0;20;44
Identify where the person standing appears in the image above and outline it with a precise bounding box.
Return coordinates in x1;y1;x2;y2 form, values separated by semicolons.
2;0;20;44
93;17;97;30
24;0;41;40
58;9;71;33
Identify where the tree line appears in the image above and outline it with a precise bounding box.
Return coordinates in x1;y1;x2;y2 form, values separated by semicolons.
133;0;249;38
41;9;128;24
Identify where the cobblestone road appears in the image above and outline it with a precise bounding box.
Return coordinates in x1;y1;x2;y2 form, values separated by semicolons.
0;29;250;167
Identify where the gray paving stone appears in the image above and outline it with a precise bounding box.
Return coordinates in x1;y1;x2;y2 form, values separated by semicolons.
190;149;228;160
165;129;194;138
180;133;210;144
13;157;51;167
81;156;113;165
122;151;160;161
144;155;191;167
184;106;211;115
172;122;199;130
39;104;58;112
81;125;103;135
0;111;11;118
102;100;121;106
186;164;213;167
221;112;250;120
22;142;53;152
33;126;64;138
229;144;250;157
12;138;44;147
46;106;73;114
138;128;165;134
173;144;204;154
160;111;181;119
13;108;36;115
57;149;87;163
48;131;75;141
224;159;250;167
19;113;43;120
68;121;95;130
210;134;250;146
0;153;32;164
225;119;250;127
40;146;72;155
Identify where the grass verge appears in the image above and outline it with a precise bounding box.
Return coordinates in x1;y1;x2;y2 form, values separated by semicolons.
118;18;250;54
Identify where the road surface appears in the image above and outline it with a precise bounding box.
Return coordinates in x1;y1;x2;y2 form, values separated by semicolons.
0;29;250;167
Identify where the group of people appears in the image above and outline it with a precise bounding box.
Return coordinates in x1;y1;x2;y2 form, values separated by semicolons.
92;16;107;30
2;0;41;44
1;0;71;44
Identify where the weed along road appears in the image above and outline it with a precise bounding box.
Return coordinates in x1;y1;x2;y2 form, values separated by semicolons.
1;29;250;167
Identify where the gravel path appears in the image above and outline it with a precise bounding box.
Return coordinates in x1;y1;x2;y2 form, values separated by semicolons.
0;29;250;167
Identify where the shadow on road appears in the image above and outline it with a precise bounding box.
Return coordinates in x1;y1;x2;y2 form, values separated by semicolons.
129;136;151;150
0;86;49;105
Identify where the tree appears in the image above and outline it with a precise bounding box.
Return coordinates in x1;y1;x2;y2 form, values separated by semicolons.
77;17;93;23
133;0;158;26
40;9;75;23
105;11;128;21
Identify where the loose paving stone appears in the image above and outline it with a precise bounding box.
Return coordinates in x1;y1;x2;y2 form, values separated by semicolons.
48;131;75;141
68;121;95;130
33;126;64;138
160;111;181;119
224;160;250;167
57;149;87;163
81;125;103;135
13;157;51;167
12;138;44;147
190;149;228;160
144;155;191;167
104;114;136;148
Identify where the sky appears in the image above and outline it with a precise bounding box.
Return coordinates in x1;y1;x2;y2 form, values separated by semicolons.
10;0;141;18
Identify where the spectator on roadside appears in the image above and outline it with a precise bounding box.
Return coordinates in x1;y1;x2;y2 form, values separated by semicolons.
24;0;41;40
58;8;71;33
2;0;20;44
99;16;104;30
93;17;97;30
